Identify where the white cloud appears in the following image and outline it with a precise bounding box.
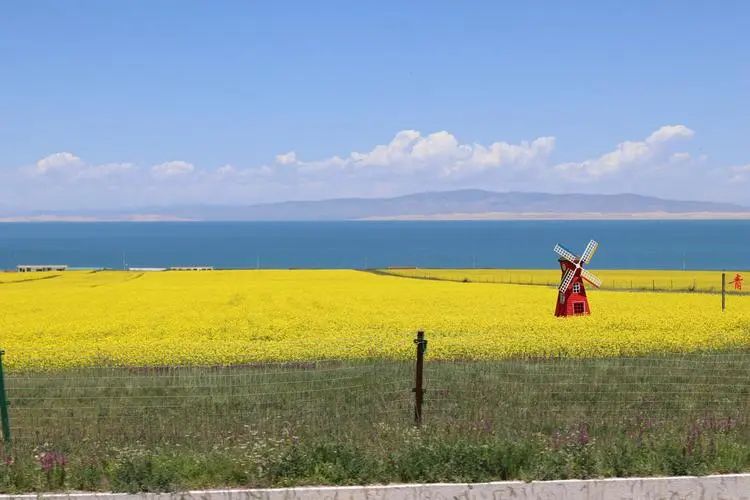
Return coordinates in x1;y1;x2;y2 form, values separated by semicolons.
275;152;297;165
464;137;555;172
30;153;135;181
76;162;135;179
6;125;748;209
216;164;237;176
151;161;195;179
555;125;695;178
646;124;694;144
214;164;274;182
349;129;422;167
729;164;750;183
294;129;554;178
669;152;692;163
406;130;467;165
35;152;84;174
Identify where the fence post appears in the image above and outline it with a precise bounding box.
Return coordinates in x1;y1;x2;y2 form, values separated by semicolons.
413;331;427;426
0;350;10;447
722;272;726;312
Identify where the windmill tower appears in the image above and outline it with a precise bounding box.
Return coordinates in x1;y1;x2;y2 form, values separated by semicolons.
553;240;602;317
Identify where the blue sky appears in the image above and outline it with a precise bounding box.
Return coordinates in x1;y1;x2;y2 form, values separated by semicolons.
1;2;749;210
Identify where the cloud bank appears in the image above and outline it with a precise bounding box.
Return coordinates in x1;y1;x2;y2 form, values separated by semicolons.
556;125;695;178
1;124;746;210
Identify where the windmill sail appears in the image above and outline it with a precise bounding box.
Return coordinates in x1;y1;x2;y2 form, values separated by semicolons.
581;268;602;288
559;269;575;293
581;240;599;264
554;244;578;264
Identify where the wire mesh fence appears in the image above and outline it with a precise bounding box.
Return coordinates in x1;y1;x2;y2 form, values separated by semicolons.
423;353;750;437
3;339;750;448
3;359;414;446
376;269;748;294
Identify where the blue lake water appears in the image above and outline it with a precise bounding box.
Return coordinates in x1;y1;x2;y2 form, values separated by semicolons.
0;221;748;270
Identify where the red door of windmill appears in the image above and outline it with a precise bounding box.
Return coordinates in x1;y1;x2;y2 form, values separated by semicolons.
555;259;590;316
553;240;602;317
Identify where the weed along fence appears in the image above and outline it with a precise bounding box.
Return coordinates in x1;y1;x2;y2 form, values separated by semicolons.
3;336;750;450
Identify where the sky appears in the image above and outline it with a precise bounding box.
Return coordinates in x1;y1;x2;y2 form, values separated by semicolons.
1;1;749;211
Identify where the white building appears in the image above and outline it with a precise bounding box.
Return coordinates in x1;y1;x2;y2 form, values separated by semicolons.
17;265;68;272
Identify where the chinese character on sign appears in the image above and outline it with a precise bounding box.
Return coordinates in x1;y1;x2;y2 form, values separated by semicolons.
731;273;743;291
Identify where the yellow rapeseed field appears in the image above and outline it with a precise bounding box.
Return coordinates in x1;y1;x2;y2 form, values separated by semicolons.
0;272;63;284
1;270;749;370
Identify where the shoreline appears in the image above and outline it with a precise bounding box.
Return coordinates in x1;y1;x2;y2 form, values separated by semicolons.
362;211;750;221
3;211;750;222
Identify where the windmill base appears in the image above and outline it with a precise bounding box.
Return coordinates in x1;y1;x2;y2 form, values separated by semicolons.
555;293;591;317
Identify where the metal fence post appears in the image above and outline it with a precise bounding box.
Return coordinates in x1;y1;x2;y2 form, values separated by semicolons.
0;350;10;446
413;331;427;426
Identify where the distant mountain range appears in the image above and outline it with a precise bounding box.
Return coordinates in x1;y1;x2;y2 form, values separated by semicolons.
2;190;750;221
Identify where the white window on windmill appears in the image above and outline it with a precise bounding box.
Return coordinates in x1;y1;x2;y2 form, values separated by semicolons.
572;282;581;294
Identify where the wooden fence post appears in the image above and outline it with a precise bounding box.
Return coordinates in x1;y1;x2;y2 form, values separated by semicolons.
413;331;427;426
722;272;726;312
0;350;10;447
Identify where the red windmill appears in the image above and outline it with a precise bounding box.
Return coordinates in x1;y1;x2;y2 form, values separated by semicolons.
553;240;602;317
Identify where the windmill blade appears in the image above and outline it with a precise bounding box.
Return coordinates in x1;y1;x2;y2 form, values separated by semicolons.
581;240;599;264
559;269;575;293
581;268;602;288
554;244;579;264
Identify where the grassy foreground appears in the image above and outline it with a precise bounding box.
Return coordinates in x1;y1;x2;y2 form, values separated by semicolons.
3;352;750;492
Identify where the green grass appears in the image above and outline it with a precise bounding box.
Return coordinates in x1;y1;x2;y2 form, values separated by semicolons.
3;352;750;492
